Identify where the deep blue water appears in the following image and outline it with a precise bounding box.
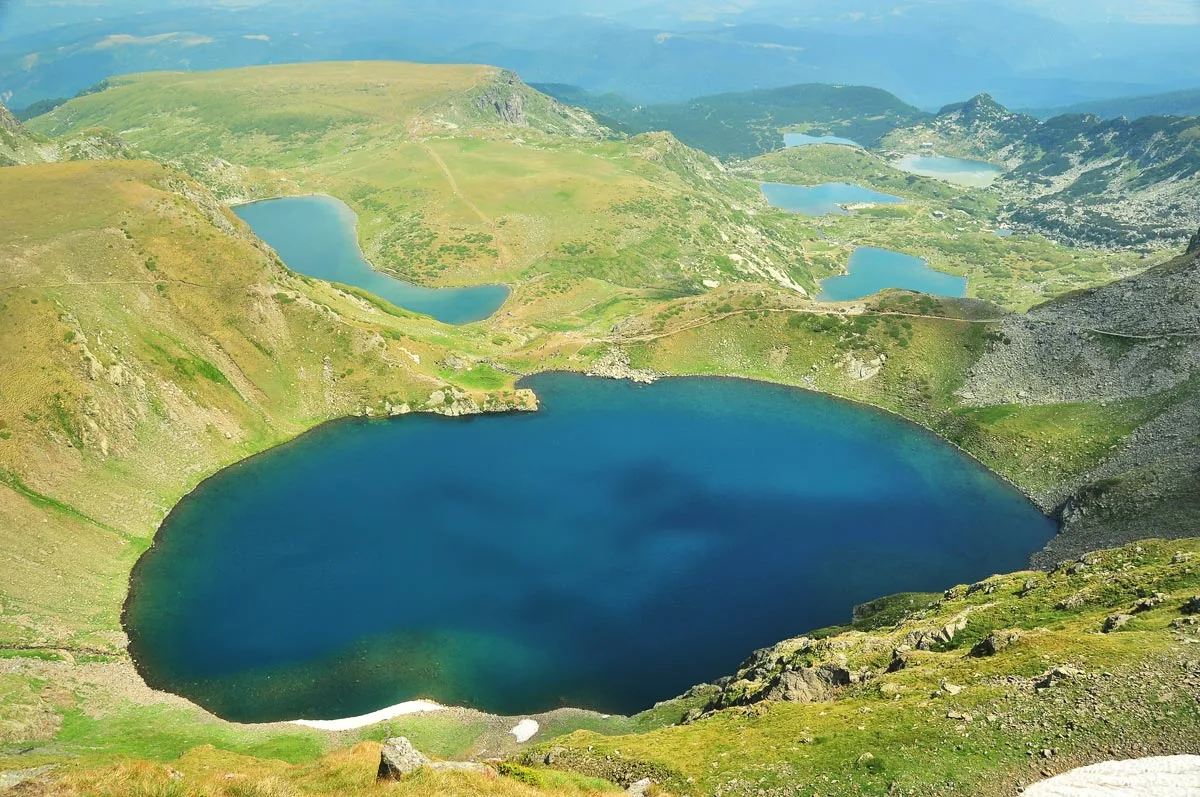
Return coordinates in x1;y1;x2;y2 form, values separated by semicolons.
125;374;1054;722
784;133;862;148
760;182;905;216
234;195;510;325
819;247;968;302
894;155;1006;188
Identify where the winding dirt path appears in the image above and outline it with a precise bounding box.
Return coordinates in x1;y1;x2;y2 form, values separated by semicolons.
415;140;513;269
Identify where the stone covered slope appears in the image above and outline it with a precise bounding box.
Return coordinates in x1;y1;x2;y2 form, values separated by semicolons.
528;538;1200;797
881;95;1200;248
962;245;1200;561
881;93;1039;165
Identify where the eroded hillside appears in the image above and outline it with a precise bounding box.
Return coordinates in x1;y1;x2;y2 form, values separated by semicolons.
961;246;1200;563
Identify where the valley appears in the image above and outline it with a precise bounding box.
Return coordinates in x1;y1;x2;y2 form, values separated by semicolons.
0;59;1198;797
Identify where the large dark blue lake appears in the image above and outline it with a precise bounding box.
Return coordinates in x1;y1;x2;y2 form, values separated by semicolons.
125;374;1054;722
234;195;509;325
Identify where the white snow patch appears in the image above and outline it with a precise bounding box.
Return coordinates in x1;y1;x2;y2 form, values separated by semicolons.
509;719;539;743
1024;756;1200;796
290;700;445;731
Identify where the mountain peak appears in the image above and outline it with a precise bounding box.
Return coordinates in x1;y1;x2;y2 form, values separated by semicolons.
937;92;1010;119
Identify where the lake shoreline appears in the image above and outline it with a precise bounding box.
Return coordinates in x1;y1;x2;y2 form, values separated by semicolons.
230;192;512;322
124;372;1053;725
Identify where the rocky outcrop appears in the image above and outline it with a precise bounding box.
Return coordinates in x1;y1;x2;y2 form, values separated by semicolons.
0;101;23;136
377;737;496;781
476;71;528;126
1188;227;1200;255
587;348;659;384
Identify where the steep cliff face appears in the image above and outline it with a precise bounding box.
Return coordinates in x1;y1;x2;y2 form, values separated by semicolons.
0;100;43;165
448;68;611;139
962;243;1200;561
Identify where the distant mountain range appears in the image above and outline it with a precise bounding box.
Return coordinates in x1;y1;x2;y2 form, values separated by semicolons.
534;82;926;160
1028;88;1200;121
1;0;1197;113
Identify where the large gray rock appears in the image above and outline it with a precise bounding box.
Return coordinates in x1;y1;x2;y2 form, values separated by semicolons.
377;737;431;781
1188;227;1200;255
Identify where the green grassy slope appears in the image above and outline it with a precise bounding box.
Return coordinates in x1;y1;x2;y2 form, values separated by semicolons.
28;62;824;303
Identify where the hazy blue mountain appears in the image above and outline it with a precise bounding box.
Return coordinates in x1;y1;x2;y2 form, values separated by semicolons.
1028;89;1200;121
536;82;925;159
1;0;1196;112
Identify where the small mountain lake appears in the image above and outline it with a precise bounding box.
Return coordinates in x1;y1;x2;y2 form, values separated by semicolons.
894;155;1006;188
125;373;1054;722
760;182;905;216
233;195;510;325
784;133;862;148
819;247;968;302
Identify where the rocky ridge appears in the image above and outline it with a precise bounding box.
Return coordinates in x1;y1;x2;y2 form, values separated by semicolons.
882;96;1200;248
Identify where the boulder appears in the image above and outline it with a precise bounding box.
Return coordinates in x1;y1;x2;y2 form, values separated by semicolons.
1036;666;1081;691
971;629;1023;657
378;737;430;781
626;778;654;796
1182;596;1200;615
1188;227;1200;256
1133;593;1168;613
1103;614;1134;633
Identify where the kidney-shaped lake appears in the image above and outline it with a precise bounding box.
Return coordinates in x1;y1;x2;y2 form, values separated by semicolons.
234;195;510;325
125;374;1055;722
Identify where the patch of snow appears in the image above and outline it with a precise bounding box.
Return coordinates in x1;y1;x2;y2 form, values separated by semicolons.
290;700;445;731
1024;756;1200;797
509;719;539;743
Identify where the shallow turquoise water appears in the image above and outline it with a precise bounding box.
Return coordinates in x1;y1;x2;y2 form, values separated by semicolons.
125;374;1053;722
760;182;905;216
784;133;862;148
894;155;1006;188
234;195;510;325
819;247;968;302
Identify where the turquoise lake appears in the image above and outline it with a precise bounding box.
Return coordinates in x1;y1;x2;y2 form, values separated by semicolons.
125;373;1054;722
819;247;968;302
894;155;1006;188
784;133;862;148
233;195;510;325
760;182;905;216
